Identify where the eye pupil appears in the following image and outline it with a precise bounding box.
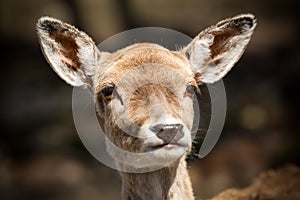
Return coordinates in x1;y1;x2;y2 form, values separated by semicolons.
186;85;195;94
101;87;114;99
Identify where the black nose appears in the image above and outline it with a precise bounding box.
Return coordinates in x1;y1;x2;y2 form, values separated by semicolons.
150;124;184;144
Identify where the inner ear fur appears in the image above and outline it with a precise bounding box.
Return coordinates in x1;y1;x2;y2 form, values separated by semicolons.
183;14;257;84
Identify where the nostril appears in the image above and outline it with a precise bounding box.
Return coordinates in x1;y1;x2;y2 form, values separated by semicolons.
150;124;165;133
151;123;184;144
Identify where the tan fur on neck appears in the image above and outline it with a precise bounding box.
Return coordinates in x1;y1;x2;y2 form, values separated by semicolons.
120;157;194;200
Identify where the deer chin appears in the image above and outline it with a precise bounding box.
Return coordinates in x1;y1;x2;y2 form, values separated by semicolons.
144;144;188;165
106;144;188;171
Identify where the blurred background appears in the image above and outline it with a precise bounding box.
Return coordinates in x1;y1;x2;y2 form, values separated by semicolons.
0;0;299;199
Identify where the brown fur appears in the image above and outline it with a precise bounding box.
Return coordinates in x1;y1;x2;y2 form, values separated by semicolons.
211;165;300;200
129;83;182;126
49;29;81;71
95;44;192;92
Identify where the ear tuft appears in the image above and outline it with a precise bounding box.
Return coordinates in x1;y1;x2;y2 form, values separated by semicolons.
217;14;256;33
37;17;64;33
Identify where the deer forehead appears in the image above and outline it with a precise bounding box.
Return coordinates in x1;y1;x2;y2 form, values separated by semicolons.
95;43;194;92
128;83;183;126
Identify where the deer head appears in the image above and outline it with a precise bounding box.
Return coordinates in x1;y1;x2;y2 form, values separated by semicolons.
36;14;256;171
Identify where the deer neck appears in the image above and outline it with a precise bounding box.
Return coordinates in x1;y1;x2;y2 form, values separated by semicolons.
119;157;194;200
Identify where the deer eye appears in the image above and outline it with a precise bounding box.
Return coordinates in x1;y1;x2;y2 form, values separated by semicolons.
185;85;197;97
101;86;115;100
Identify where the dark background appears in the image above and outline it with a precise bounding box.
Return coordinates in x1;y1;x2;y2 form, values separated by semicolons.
0;0;299;199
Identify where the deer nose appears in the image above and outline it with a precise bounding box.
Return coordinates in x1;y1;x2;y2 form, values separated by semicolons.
150;124;184;144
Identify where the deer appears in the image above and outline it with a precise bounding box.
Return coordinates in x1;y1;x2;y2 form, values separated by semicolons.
36;14;256;200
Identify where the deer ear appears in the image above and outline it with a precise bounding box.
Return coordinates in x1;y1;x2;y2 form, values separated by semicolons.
183;14;257;84
36;17;100;87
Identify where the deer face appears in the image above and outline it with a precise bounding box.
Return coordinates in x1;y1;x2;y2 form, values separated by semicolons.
94;44;197;165
37;14;256;169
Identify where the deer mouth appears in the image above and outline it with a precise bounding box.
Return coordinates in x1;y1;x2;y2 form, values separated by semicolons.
149;142;188;151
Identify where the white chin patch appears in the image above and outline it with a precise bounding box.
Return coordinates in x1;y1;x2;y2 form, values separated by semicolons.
105;137;188;172
148;145;188;165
